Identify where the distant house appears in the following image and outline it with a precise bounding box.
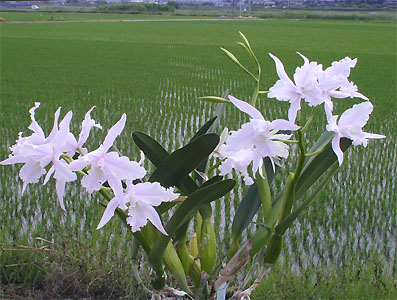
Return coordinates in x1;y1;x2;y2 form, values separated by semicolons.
385;0;397;8
317;0;338;6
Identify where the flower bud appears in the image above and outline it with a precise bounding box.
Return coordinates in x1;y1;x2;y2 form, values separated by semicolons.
189;233;199;258
163;241;190;292
199;218;217;274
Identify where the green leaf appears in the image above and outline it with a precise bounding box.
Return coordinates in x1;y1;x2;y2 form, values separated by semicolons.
196;94;227;183
148;179;236;273
199;96;230;104
220;47;241;65
231;157;276;241
296;136;351;199
190;117;217;142
239;31;252;51
265;136;351;238
276;164;339;236
220;47;257;81
149;133;219;188
132;131;169;166
133;131;198;196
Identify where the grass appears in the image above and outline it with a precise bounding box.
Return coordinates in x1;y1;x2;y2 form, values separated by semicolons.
0;11;214;22
0;17;396;298
253;256;397;299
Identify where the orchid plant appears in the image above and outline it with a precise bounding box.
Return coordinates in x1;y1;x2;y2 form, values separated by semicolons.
1;33;384;299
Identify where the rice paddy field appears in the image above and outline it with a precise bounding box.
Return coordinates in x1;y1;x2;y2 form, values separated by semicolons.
0;14;396;298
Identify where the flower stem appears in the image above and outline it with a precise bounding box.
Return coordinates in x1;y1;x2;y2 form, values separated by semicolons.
300;106;318;133
305;142;330;157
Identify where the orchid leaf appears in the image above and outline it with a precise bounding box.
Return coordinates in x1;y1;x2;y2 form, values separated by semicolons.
148;179;235;274
174;176;222;243
271;137;351;236
133;131;198;196
199;96;230;104
132;131;169;166
231;157;276;241
296;136;351;199
190;117;217;142
276;164;339;236
149;133;219;188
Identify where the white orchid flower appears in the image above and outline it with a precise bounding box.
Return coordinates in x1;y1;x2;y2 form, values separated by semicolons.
217;96;299;185
268;52;324;123
218;147;263;185
69;114;146;200
318;57;369;120
326;101;385;165
97;181;179;235
63;106;102;155
1;103;77;210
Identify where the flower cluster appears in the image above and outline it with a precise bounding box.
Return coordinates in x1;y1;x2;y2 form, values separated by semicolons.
0;104;178;235
268;52;384;166
216;53;384;184
217;96;299;185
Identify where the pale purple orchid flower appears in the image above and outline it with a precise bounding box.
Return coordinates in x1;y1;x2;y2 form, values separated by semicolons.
97;181;179;235
0;103;77;210
318;57;369;120
217;96;299;185
326;101;385;165
69;114;146;200
268;52;324;124
63;106;102;155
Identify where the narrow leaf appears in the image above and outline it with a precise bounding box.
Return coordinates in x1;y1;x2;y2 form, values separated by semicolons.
239;31;252;50
296;137;351;199
231;157;276;240
132;131;168;166
190;117;217;142
133;131;198;196
220;47;241;65
199;96;230;104
149;133;219;188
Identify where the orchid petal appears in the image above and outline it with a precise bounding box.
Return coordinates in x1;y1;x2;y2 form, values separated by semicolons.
97;197;120;229
354;92;369;101
228;95;264;120
44;165;55;185
103;114;126;152
270;119;300;131
81;167;107;193
20;162;46;193
46;107;61;143
0;154;27;165
287;96;301;124
268;78;298;102
269;53;294;84
104;152;146;181
77;106;102;148
106;172;124;199
55;179;67;211
296;52;309;64
55;111;73;150
339;101;373;129
132;182;179;207
127;202;168;235
331;135;344;166
363;132;385;140
27;102;45;138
